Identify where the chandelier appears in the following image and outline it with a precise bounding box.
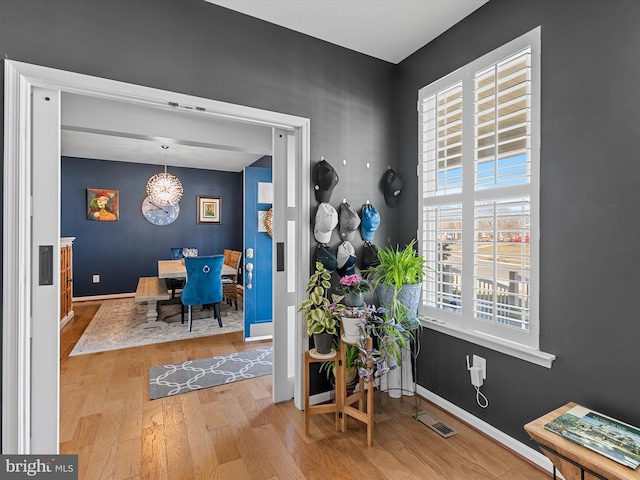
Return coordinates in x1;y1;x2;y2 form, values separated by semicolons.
146;145;183;206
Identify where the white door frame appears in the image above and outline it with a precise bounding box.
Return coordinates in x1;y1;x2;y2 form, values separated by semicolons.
3;59;310;453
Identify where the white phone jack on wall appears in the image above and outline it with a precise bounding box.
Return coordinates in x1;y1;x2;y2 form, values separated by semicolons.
466;354;489;408
466;355;486;387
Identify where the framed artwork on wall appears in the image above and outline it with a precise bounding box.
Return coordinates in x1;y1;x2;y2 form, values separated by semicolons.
87;188;119;221
197;195;221;224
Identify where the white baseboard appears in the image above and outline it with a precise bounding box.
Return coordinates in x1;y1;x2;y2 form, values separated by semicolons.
59;311;74;330
73;293;135;302
309;390;334;406
416;385;556;475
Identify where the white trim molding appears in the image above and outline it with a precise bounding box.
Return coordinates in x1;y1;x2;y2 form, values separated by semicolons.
3;57;34;455
416;385;555;475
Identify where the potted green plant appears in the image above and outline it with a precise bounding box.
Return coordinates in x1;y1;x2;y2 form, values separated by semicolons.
351;306;408;383
335;273;371;307
319;341;360;387
298;261;345;355
364;239;427;330
321;301;408;385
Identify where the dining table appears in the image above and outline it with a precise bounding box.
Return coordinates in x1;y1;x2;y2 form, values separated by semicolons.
158;259;236;279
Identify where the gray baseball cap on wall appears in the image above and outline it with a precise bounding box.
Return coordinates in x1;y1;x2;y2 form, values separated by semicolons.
339;202;361;241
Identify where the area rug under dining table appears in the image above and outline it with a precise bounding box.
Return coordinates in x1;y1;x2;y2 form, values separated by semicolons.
70;297;244;356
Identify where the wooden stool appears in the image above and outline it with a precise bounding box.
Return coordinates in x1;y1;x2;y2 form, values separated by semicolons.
304;348;341;436
338;335;374;446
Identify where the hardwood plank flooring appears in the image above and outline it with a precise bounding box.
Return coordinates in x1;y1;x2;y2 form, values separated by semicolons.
60;300;549;479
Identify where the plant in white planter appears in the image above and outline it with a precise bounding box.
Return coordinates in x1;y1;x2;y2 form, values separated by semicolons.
339;303;408;383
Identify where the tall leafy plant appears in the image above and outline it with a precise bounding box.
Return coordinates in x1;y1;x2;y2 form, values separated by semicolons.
364;239;428;330
365;239;426;291
298;262;345;335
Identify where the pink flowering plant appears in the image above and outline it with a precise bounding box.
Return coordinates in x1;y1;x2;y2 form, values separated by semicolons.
335;273;371;295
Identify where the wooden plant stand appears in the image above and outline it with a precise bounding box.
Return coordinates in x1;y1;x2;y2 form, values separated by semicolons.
303;337;375;446
337;335;374;446
304;348;341;436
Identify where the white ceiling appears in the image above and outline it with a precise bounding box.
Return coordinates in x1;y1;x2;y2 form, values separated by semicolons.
207;0;490;64
61;93;272;172
62;0;489;170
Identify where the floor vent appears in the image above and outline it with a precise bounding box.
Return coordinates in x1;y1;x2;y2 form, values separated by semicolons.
415;411;458;438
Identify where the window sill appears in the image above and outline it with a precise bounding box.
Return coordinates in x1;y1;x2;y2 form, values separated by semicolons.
420;316;556;368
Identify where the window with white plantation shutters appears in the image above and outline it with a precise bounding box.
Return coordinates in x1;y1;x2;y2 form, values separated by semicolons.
475;49;531;190
418;27;552;366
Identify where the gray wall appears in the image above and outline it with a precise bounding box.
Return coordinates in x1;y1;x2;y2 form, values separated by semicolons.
396;0;640;445
3;0;640;453
0;0;397;266
0;0;396;401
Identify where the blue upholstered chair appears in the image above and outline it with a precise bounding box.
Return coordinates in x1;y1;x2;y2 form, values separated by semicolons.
166;247;186;298
180;255;224;332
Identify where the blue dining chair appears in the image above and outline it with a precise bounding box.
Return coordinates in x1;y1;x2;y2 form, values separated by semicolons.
167;247;186;298
180;255;224;332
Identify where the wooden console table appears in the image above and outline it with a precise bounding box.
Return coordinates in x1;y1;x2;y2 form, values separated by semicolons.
525;402;640;480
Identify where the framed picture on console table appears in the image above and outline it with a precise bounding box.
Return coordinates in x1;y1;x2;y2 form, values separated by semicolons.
197;195;221;224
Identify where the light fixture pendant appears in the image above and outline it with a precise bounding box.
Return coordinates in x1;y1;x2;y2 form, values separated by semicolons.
146;145;183;206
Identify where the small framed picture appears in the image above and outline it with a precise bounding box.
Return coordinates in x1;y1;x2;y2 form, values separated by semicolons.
87;188;119;221
197;195;222;224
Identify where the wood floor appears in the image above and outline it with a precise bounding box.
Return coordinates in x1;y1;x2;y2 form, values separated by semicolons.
60;300;549;480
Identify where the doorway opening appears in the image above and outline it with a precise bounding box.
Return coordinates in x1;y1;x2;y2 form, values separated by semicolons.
3;60;311;453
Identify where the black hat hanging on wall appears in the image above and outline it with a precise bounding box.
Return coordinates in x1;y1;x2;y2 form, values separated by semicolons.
313;158;339;203
382;168;403;207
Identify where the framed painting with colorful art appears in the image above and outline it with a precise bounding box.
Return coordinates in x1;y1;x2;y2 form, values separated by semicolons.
197;195;221;224
87;188;119;221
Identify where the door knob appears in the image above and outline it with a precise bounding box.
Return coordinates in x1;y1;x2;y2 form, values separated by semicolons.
245;262;254;289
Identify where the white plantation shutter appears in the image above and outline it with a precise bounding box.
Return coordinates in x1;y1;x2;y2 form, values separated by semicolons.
418;28;542;354
475;49;531;189
421;82;463;196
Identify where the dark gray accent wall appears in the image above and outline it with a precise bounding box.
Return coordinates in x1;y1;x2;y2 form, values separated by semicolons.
0;0;396;401
0;0;397;276
5;0;638;453
396;0;640;445
61;157;242;296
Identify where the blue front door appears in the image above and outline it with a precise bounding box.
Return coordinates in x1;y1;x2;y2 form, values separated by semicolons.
243;166;273;339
